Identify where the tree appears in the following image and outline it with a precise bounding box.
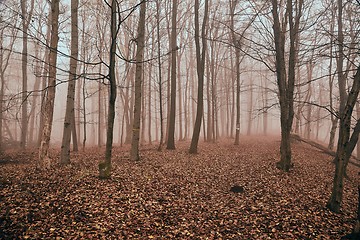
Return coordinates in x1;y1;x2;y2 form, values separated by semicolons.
38;7;52;147
60;0;79;165
99;0;118;178
326;0;337;150
156;0;164;151
326;0;360;213
130;0;146;161
20;0;35;149
166;0;178;150
229;0;241;145
189;0;209;154
271;0;303;171
0;12;19;151
38;0;60;167
327;65;360;213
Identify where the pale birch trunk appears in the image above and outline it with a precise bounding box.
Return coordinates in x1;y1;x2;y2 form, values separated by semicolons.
60;0;79;165
38;0;60;167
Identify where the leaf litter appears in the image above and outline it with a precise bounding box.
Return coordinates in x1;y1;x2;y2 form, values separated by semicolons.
0;136;358;239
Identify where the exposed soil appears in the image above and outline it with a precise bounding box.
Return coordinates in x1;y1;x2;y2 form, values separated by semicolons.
0;136;358;239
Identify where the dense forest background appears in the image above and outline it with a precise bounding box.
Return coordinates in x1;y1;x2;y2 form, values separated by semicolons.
0;0;357;151
1;0;360;238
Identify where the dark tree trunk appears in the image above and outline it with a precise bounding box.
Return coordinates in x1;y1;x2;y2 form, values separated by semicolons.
130;0;146;161
166;0;178;150
189;0;209;154
271;0;303;171
99;0;117;179
327;66;360;213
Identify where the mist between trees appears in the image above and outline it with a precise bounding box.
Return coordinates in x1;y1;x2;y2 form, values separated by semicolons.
0;0;359;220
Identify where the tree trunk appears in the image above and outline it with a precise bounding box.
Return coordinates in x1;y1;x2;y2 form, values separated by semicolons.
177;51;183;141
148;30;154;144
20;0;35;149
272;0;303;171
82;78;86;151
28;61;41;146
99;0;117;179
166;0;178;150
130;1;146;161
0;14;17;150
206;54;212;142
189;0;209;154
262;71;268;135
229;0;241;145
156;0;164;151
327;66;360;213
71;111;78;151
38;0;60;168
247;80;253;136
327;2;337;150
140;70;146;145
60;0;78;165
98;63;103;147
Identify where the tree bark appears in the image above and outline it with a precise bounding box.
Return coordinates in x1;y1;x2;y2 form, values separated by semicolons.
327;65;360;213
130;1;146;161
99;0;117;179
0;14;17;150
156;0;164;151
38;0;60;168
20;0;35;149
229;0;241;145
247;80;253;136
189;0;209;154
271;0;303;171
60;0;79;165
166;0;178;150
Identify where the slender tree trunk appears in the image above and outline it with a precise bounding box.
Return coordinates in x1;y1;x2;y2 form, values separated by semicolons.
184;58;190;140
38;0;60;167
156;0;164;151
82;78;86;151
328;2;337;150
230;52;235;138
326;0;359;212
0;15;17;150
247;80;253;136
147;28;154;144
98;62;103;147
140;70;146;145
229;0;241;145
76;70;82;147
189;0;209;154
234;48;241;145
262;71;268;135
130;1;146;161
60;0;78;165
327;66;360;213
20;0;35;149
99;0;117;179
28;60;41;145
206;55;212;142
177;52;183;141
148;55;153;144
36;9;52;148
71;111;78;151
166;0;178;150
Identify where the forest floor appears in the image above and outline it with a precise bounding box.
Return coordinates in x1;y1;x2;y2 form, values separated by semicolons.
0;136;358;239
